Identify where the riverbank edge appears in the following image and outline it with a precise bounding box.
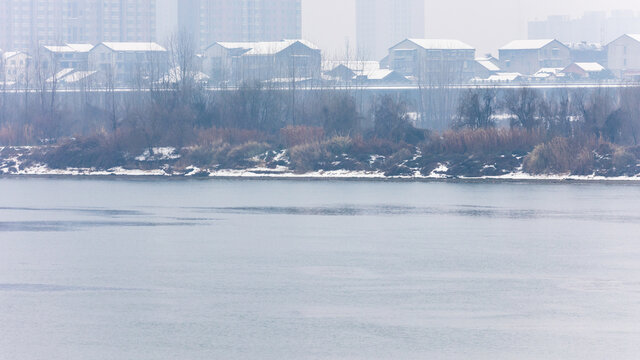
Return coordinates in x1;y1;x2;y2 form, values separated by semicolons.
2;169;640;184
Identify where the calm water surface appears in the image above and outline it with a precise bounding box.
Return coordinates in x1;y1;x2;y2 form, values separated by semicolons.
0;178;639;359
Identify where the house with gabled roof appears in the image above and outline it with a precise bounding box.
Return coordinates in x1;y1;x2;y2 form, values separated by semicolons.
88;42;168;85
2;51;31;84
42;44;93;71
387;38;476;83
499;39;570;75
203;39;321;85
562;62;610;80
606;34;640;79
472;57;501;79
322;60;409;85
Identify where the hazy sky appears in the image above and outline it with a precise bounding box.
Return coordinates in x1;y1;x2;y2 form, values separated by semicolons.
302;0;640;57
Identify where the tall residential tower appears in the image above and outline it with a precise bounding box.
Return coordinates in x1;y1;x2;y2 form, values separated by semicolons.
0;0;156;52
177;0;302;51
356;0;425;60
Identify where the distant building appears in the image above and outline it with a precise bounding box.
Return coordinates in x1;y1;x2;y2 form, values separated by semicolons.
179;0;302;51
531;67;566;82
2;51;31;84
472;57;501;79
387;39;476;83
0;0;156;53
472;72;523;84
41;44;94;71
47;68;99;87
568;42;607;67
356;0;425;60
528;10;640;45
323;61;381;82
499;39;571;75
203;39;321;85
323;60;409;85
88;42;168;84
562;62;610;80
606;34;640;79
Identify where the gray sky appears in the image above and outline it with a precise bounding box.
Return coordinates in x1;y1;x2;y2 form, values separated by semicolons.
302;0;640;57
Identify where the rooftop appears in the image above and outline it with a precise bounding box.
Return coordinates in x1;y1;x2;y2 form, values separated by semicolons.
99;42;166;52
405;39;474;50
43;44;94;53
2;51;27;60
323;60;380;73
500;39;558;50
625;34;640;43
215;40;319;56
572;62;605;72
476;58;500;72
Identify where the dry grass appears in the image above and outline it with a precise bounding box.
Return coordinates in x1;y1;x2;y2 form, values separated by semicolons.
280;126;325;148
423;128;546;155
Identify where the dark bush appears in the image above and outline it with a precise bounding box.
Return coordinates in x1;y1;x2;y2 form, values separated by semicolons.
44;135;125;169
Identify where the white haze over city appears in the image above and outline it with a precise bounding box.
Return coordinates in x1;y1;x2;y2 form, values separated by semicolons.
301;0;640;57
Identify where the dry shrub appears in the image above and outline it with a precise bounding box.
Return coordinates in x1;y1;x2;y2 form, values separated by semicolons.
324;136;352;155
351;136;404;157
0;124;36;146
423;128;545;155
287;142;330;173
226;141;270;165
181;141;270;169
523;136;633;175
613;147;638;171
197;127;268;146
43;135;125;170
523;137;573;174
181;142;230;168
280;126;324;147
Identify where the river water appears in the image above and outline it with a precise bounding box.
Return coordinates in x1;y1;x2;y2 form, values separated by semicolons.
0;178;639;359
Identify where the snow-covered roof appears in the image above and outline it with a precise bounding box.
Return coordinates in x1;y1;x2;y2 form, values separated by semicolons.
60;70;97;84
215;39;319;55
2;51;28;60
476;58;500;72
536;67;564;75
363;69;399;80
67;44;94;52
99;42;166;52
46;69;97;84
500;39;559;50
486;73;523;82
43;44;93;53
47;68;76;82
572;62;605;72
323;60;380;73
405;39;474;50
626;34;640;43
161;67;210;83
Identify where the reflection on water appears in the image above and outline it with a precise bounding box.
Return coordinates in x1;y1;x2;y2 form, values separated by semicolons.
0;283;143;292
0;220;207;232
191;205;640;223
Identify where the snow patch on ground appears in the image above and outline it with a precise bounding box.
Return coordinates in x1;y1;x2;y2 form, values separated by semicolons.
428;163;450;179
135;147;180;162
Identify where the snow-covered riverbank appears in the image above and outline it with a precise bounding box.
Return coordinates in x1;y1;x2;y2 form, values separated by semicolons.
2;145;640;182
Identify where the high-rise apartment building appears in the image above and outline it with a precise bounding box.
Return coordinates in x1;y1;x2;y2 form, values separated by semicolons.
356;0;425;60
528;10;640;45
178;0;302;51
0;0;156;52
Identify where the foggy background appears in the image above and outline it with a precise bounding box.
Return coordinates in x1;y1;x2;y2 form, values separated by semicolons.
302;0;640;57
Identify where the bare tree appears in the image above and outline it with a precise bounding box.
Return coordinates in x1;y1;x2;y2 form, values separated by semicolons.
454;88;496;130
504;87;541;130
